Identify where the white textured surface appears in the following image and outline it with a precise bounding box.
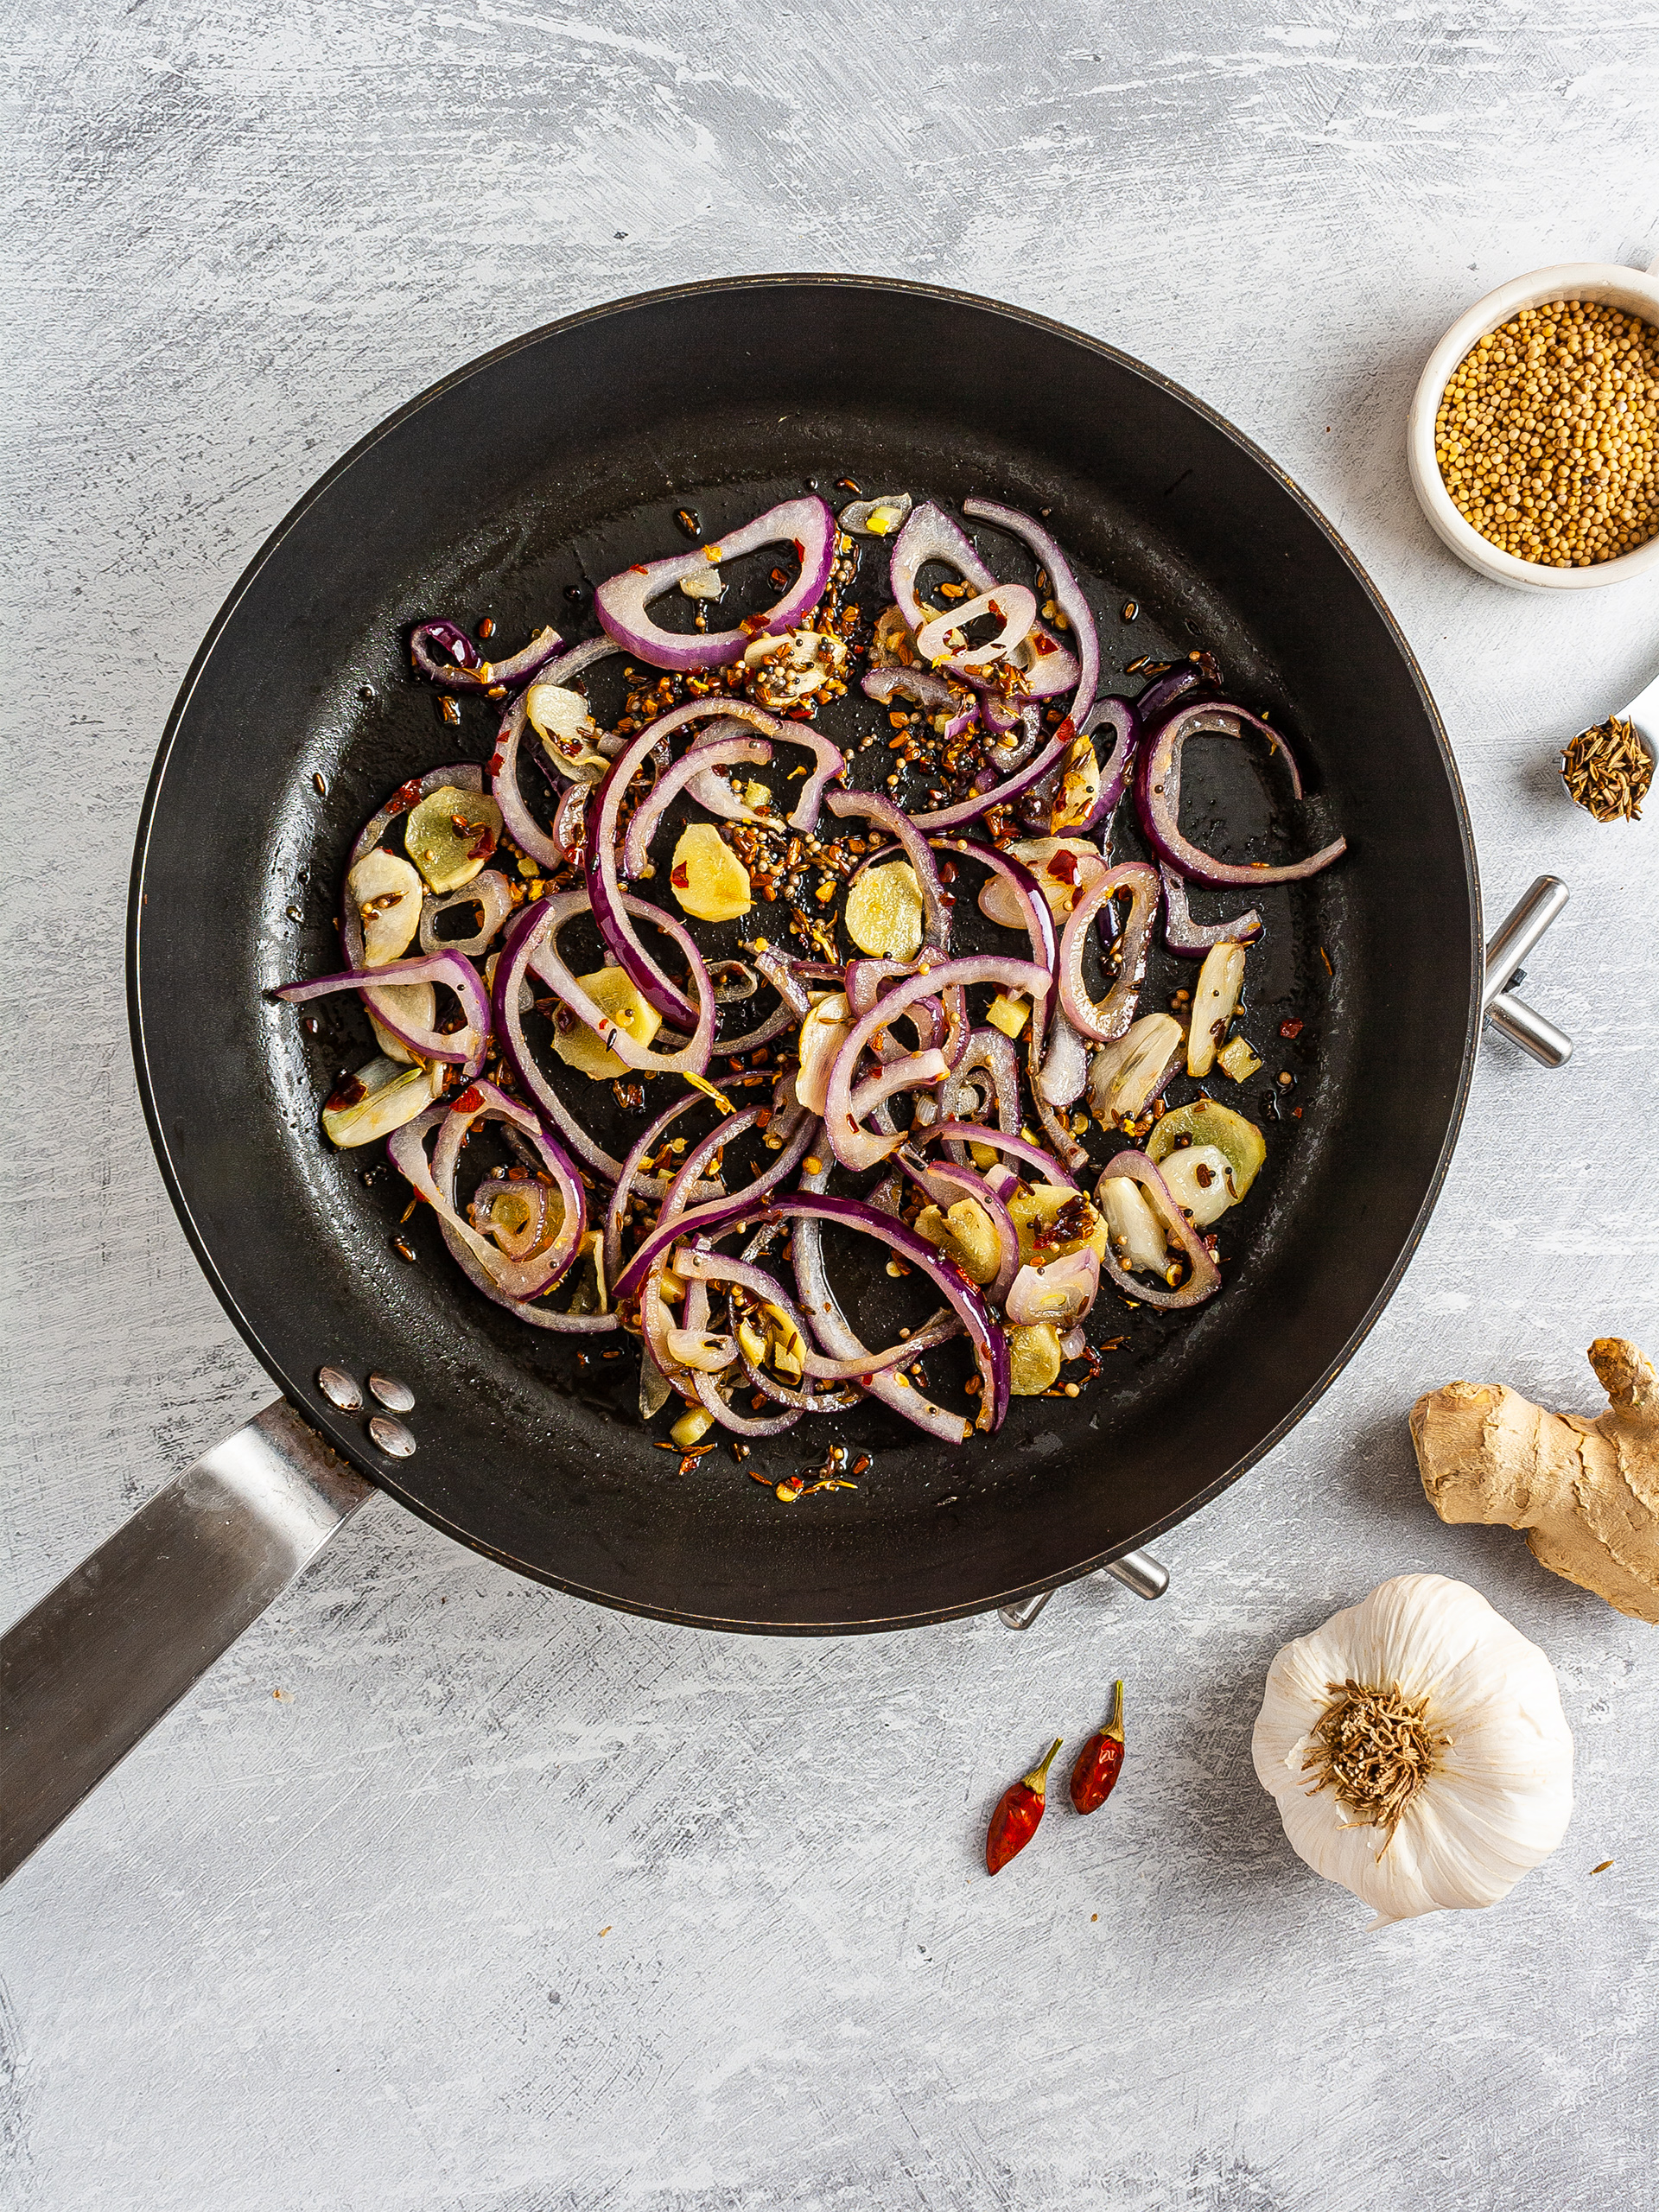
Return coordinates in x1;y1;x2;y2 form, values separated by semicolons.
4;3;1659;2206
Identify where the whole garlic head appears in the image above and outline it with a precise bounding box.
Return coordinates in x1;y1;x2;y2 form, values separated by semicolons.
1252;1573;1573;1929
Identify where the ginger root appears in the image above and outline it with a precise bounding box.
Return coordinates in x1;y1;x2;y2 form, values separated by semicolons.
1411;1339;1659;1623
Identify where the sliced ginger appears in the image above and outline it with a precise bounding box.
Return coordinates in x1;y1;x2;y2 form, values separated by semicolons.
670;823;752;923
552;967;662;1077
845;861;924;961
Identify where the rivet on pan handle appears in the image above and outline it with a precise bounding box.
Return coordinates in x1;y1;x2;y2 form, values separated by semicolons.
1484;876;1572;1069
0;1403;371;1884
997;1548;1170;1631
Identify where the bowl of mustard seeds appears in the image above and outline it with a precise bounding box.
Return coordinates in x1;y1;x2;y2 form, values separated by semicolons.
1408;262;1659;591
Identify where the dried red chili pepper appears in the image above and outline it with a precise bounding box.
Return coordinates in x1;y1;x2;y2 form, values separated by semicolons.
1068;1681;1125;1815
984;1737;1063;1874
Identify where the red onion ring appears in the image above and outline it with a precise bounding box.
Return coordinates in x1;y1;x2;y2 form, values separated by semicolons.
914;585;1039;679
594;496;836;672
273;949;490;1073
490;696;567;872
1057;861;1160;1043
1159;862;1265;957
1095;1149;1223;1309
963;496;1101;732
410;620;563;695
622;731;773;875
822;954;1052;1172
887;503;1077;699
524;889;715;1077
1135;702;1347;888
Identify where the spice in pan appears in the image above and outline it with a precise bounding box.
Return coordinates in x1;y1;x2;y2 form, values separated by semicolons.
1068;1681;1125;1815
985;1737;1063;1874
1560;714;1653;822
1434;301;1659;566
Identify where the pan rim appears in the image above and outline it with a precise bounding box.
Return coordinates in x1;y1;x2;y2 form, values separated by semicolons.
128;271;1481;1632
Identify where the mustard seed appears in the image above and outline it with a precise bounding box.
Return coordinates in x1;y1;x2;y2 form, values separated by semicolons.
1434;300;1659;567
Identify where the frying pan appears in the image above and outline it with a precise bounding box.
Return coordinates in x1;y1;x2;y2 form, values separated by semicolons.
0;276;1478;1880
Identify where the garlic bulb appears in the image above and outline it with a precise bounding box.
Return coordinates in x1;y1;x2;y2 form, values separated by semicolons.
1252;1574;1573;1928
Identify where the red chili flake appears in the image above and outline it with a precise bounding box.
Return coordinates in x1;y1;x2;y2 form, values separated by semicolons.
985;1738;1063;1874
1279;1017;1304;1039
1068;1682;1125;1814
1046;849;1079;884
671;862;690;888
326;1075;368;1109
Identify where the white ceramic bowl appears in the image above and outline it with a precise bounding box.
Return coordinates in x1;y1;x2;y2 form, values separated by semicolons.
1407;261;1659;592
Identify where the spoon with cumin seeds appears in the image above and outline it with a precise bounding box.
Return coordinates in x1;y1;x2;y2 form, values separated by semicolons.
1561;669;1657;823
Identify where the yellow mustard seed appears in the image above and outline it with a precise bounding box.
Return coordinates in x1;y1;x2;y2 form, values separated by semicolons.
1434;299;1659;567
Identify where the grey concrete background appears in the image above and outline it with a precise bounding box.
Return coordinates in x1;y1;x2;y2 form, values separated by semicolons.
3;3;1658;2207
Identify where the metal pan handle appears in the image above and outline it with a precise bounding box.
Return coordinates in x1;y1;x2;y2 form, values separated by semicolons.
0;1402;370;1884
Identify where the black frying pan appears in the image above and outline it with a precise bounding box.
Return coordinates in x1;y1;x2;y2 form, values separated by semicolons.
124;274;1475;1635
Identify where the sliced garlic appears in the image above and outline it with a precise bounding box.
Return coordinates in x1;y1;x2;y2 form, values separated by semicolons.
321;1056;442;1148
669;822;752;923
1096;1176;1168;1274
979;838;1108;926
678;565;726;601
845;860;924;960
1156;1142;1237;1227
914;1198;1002;1286
367;981;435;1066
346;848;423;963
1186;940;1248;1078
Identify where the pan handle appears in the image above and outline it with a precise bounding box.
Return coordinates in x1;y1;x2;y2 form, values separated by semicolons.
0;1401;371;1884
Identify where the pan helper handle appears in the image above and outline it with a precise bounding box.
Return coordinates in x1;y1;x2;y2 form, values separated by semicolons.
0;1402;370;1883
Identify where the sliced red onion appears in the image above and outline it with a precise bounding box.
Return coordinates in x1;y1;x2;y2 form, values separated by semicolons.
861;664;976;740
419;869;515;957
345;763;484;915
1056;696;1137;835
906;725;1073;833
680;715;776;823
273;950;489;1072
429;1080;585;1298
847;1048;950;1129
1095;1149;1223;1309
1057;861;1160;1044
929;839;1056;974
677;1249;961;1380
594;496;836;671
587;703;736;1027
914;584;1038;677
822;954;1050;1172
1005;1247;1100;1328
923;1029;1022;1156
538;634;621;690
910;1119;1077;1189
385;1096;606;1337
1159;862;1265;956
524;889;714;1077
749;941;815;1018
1135;703;1347;887
898;1149;1020;1303
602;1085;734;1284
1059;1324;1088;1361
410;620;563;694
489;696;568;872
888;503;1077;699
789;1174;967;1445
963;497;1100;732
613;1187;1006;1429
623;730;773;874
550;781;588;862
1136;660;1213;728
